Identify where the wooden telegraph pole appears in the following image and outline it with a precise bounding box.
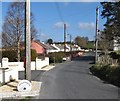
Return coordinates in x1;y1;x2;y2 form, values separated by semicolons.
25;0;31;81
64;23;66;52
95;6;99;63
70;34;72;60
24;1;26;79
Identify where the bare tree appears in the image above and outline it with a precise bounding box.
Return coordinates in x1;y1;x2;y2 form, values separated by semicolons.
2;2;37;61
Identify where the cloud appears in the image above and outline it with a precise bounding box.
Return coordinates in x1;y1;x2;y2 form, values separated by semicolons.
78;22;95;30
40;33;49;38
40;33;46;37
54;22;70;29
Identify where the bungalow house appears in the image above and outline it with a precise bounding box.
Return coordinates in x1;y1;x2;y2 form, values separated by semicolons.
31;40;49;58
66;44;81;52
32;42;61;54
45;44;60;54
47;43;81;52
55;44;70;52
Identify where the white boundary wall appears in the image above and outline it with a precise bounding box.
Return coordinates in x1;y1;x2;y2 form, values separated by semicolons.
1;57;49;71
0;68;18;83
0;57;49;83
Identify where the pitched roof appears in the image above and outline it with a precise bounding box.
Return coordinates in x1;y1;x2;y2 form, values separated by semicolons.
34;41;58;50
34;40;48;49
55;44;69;50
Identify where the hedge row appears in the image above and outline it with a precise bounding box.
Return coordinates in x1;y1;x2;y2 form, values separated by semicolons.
48;52;70;63
48;52;65;63
20;49;37;61
110;52;120;59
2;50;17;62
109;51;120;64
90;65;120;87
2;49;37;62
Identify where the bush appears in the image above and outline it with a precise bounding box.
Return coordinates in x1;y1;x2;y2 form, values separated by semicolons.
48;52;67;63
2;50;17;62
110;51;120;59
2;49;37;62
108;66;120;85
90;65;120;87
20;49;37;61
31;49;37;61
109;51;120;65
114;50;120;55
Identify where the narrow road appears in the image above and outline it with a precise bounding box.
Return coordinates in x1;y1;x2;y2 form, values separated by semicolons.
19;70;45;81
39;52;119;99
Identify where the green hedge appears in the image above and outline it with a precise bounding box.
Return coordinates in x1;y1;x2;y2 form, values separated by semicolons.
20;49;37;61
110;52;119;59
48;52;68;63
2;50;17;62
109;51;120;64
2;49;37;62
90;65;120;87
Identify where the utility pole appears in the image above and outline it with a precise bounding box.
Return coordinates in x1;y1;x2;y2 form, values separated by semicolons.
24;1;26;79
64;23;66;52
70;34;72;60
67;34;72;60
25;0;31;81
95;6;99;63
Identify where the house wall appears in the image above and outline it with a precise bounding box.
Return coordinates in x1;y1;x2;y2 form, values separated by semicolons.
31;41;45;54
52;44;60;51
46;49;59;54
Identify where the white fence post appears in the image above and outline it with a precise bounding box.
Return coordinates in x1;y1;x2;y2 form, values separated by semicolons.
2;58;8;68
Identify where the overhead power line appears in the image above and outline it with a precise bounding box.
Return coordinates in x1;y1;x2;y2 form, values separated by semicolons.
55;2;65;23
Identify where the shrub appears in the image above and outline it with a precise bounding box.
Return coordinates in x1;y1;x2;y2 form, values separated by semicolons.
114;50;120;55
48;52;67;63
2;49;37;62
20;49;37;61
90;65;120;87
2;50;17;62
110;52;117;59
31;49;37;61
110;52;120;59
108;66;120;86
109;51;120;65
90;65;102;76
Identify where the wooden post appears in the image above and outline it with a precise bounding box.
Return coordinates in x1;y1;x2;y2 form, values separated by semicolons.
64;23;66;52
95;6;99;63
25;0;31;81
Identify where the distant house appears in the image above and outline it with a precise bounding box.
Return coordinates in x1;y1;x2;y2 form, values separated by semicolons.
46;44;60;53
113;39;120;51
31;40;48;58
48;44;82;52
31;40;46;54
55;44;70;52
68;44;81;51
